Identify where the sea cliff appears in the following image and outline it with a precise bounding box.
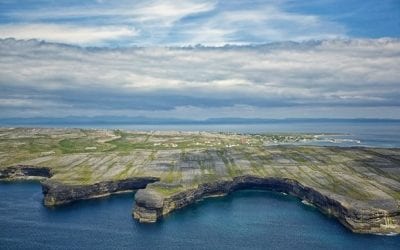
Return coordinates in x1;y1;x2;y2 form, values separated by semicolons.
42;177;159;206
0;165;53;180
134;176;400;234
1;128;400;235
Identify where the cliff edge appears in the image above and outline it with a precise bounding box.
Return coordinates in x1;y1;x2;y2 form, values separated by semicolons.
1;128;400;235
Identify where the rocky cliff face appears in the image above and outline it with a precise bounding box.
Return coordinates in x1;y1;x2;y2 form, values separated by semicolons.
2;128;400;235
42;177;159;206
0;165;53;180
0;165;160;207
133;176;400;235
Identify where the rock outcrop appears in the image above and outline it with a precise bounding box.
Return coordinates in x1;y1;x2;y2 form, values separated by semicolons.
0;165;53;180
42;177;159;206
134;175;400;235
2;128;400;235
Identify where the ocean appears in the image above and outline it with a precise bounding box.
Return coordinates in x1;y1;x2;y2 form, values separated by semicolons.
1;183;399;249
1;121;400;249
21;120;400;147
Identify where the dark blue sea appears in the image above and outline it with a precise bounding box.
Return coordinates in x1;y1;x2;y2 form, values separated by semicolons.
1;122;400;249
1;183;400;250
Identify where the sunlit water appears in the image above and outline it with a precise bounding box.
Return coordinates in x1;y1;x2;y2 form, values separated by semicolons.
0;182;399;250
1;122;400;249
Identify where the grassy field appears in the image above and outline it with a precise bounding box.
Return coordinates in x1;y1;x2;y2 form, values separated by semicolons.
1;128;399;204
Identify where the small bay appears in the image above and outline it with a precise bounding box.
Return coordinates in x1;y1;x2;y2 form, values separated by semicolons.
0;182;399;249
1;121;400;249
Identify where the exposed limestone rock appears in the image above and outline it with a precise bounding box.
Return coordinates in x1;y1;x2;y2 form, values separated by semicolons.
133;176;400;234
0;165;52;180
134;189;164;223
41;177;159;206
1;128;400;235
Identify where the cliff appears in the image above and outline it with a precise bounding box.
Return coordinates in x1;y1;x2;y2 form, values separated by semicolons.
1;128;400;235
134;176;400;234
42;177;159;206
0;165;53;180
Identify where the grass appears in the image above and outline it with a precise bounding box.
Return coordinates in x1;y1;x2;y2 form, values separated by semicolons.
162;161;182;183
152;185;185;196
216;149;243;177
114;162;135;180
74;166;93;184
1;128;399;204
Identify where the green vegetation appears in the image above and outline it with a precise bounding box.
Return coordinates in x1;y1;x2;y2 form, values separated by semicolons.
152;185;185;196
162;162;182;183
59;138;113;153
1;128;399;204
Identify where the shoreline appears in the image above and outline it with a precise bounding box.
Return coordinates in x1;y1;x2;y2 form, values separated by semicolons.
1;166;399;235
1;128;399;235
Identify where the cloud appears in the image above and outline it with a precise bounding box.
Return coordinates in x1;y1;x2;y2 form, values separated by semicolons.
130;0;216;25
0;0;217;45
0;0;346;46
0;24;138;46
0;38;399;118
173;5;346;46
2;0;216;25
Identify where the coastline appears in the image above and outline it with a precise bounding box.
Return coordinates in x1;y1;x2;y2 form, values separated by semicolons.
1;164;399;235
1;128;400;235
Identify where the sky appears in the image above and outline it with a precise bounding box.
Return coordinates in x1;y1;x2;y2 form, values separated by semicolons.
0;0;399;119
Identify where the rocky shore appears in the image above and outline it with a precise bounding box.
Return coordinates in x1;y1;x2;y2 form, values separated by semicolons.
134;176;400;234
0;165;53;180
1;128;400;235
41;177;159;206
0;165;159;205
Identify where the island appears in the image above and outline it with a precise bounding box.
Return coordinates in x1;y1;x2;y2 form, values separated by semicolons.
0;128;399;235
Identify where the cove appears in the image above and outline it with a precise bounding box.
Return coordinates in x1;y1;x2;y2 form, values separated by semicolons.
0;181;399;249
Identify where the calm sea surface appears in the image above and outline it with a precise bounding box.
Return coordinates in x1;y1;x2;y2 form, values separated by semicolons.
1;122;400;249
0;183;399;250
30;121;400;147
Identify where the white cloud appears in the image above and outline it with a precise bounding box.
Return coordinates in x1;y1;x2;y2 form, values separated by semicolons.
0;0;216;45
131;0;216;25
4;0;216;25
0;38;399;118
170;4;346;46
0;0;345;46
0;24;138;45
